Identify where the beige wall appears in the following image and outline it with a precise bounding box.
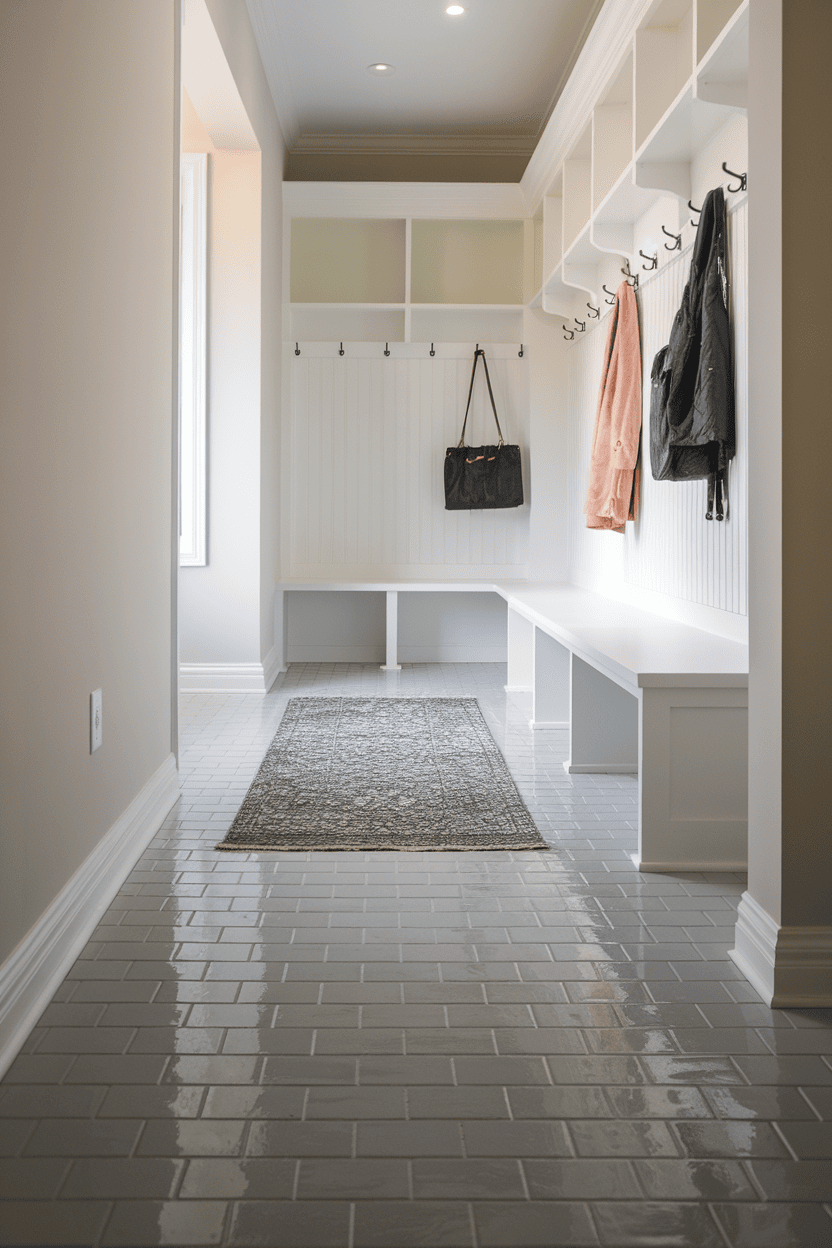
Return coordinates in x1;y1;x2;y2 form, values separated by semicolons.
204;0;286;663
747;0;832;933
0;1;177;962
780;0;832;925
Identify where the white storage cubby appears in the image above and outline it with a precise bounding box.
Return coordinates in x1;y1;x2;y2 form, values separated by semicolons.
528;0;747;335
288;210;527;345
562;124;592;254
634;1;694;152
592;53;634;211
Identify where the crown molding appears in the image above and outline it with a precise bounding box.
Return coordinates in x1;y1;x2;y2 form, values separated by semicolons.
291;133;536;157
521;0;654;215
534;0;608;144
245;0;300;150
282;181;528;220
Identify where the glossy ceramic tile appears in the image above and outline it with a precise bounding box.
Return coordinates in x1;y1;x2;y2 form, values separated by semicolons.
1;663;831;1246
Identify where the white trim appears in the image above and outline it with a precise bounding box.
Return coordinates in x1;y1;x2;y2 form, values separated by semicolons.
244;0;299;150
0;755;179;1080
731;893;832;1007
179;660;279;694
282;181;528;221
632;854;746;874
179;152;207;568
521;0;653;214
505;685;533;694
529;719;569;731
284;646;505;665
261;645;284;693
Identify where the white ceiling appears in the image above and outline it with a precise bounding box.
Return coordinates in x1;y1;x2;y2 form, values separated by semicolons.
245;0;604;179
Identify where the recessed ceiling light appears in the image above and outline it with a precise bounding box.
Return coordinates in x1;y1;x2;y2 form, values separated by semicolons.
446;5;466;14
367;63;395;73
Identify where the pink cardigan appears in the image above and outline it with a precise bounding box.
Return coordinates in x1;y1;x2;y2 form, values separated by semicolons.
584;280;642;533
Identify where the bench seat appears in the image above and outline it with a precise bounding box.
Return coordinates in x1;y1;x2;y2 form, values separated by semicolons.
276;579;749;873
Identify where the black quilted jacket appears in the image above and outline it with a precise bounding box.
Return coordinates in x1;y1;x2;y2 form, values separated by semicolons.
649;186;735;518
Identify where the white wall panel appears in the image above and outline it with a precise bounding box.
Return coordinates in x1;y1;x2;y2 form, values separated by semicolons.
286;346;530;579
567;200;748;632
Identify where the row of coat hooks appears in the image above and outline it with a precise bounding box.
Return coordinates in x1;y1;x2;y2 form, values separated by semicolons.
294;342;526;357
634;162;749;275
572;161;749;312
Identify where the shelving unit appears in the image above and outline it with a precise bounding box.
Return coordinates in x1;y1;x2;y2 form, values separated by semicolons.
529;0;748;332
284;2;748;344
288;214;527;344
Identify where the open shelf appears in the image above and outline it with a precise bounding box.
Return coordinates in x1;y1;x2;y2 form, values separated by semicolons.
592;164;664;258
290;218;406;304
410;219;524;305
696;0;745;66
696;0;748;108
291;307;406;343
592;52;634;211
634;81;738;198
562;124;592;253
634;0;694;151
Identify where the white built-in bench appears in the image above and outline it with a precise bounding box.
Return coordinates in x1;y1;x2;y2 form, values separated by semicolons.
276;581;749;875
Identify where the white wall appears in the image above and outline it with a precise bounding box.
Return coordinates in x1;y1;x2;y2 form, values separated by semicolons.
0;1;177;963
204;0;286;666
565;125;749;641
179;89;263;664
285;347;530;582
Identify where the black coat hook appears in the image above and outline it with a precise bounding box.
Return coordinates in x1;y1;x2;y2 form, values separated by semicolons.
384;343;390;356
722;161;747;193
602;284;616;304
640;249;658;271
295;342;300;355
518;344;524;357
688;200;701;215
587;302;600;319
562;325;575;340
621;261;638;287
574;318;586;333
429;343;435;356
339;342;344;356
661;225;682;251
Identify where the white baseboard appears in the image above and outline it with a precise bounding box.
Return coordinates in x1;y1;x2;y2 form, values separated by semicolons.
564;761;637;774
287;646;506;664
261;645;285;693
631;853;747;874
0;754;179;1080
529;719;569;731
731;892;832;1007
180;656;282;694
505;685;533;694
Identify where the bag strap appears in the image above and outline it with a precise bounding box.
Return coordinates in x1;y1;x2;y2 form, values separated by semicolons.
457;348;505;448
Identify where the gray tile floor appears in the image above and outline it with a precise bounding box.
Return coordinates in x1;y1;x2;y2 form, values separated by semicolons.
1;663;831;1247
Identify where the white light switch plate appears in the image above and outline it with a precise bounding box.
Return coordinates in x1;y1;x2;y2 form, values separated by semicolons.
90;689;103;753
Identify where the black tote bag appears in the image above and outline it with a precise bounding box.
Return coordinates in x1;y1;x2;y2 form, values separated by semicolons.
444;348;524;510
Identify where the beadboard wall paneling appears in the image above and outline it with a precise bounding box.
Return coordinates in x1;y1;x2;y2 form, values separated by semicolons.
568;199;748;626
286;346;529;579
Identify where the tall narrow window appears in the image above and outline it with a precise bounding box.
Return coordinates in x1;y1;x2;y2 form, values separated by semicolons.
179;153;207;566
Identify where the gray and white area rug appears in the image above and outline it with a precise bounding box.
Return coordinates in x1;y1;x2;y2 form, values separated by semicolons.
216;697;548;852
